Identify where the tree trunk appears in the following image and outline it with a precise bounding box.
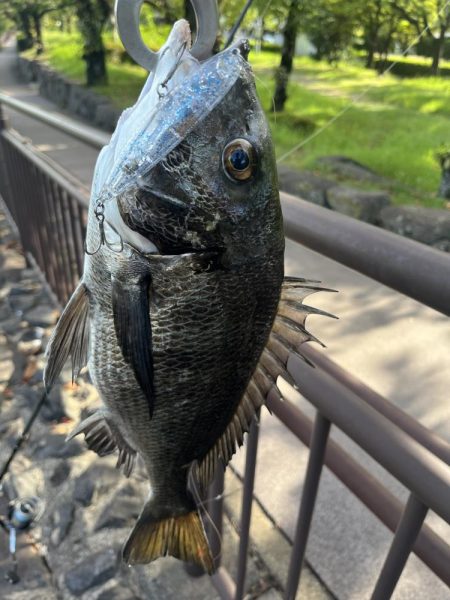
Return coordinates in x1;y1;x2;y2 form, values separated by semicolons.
76;0;109;86
84;49;108;86
33;14;43;55
17;11;34;51
438;152;450;199
272;0;300;112
430;31;445;75
255;17;264;53
378;28;394;73
365;45;375;69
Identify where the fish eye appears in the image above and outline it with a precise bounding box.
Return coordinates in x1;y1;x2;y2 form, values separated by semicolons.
222;139;256;182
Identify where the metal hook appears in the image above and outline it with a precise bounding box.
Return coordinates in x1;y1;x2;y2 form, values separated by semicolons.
114;0;219;72
84;203;124;256
157;41;187;98
84;223;124;256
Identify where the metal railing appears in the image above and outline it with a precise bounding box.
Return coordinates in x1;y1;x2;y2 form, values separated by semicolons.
0;96;90;307
1;93;449;600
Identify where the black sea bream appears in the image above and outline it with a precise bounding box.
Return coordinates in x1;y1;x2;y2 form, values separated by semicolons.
44;20;331;573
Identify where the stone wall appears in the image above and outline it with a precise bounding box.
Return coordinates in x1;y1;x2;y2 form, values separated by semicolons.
278;165;450;252
16;57;121;133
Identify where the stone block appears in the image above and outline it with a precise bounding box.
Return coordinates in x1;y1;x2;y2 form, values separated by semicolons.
380;205;450;249
316;155;383;183
94;104;120;132
278;166;334;207
328;186;391;223
64;548;119;596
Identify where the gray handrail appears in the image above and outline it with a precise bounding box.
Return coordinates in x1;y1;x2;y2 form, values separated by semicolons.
2;129;90;207
281;192;450;316
0;92;109;149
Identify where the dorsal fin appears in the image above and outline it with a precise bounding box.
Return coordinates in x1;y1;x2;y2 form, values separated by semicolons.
66;409;137;477
194;276;337;490
44;281;90;391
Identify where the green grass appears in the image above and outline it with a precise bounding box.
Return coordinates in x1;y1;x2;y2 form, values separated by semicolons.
24;30;450;208
252;58;449;207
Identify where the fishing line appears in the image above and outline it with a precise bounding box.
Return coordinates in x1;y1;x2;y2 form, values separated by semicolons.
195;486;242;508
276;0;450;164
259;0;275;21
189;471;225;563
254;73;278;120
132;469;242;506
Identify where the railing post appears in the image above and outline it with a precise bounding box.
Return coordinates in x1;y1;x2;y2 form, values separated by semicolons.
234;416;260;600
0;112;18;231
0;101;9;131
208;465;225;571
284;412;331;600
371;494;428;600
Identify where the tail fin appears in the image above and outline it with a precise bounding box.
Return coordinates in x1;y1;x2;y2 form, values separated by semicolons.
122;503;214;574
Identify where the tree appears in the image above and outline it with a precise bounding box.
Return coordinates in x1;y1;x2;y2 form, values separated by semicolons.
301;0;362;63
272;0;300;112
393;0;450;74
362;0;401;68
0;0;75;53
1;0;112;84
75;0;111;86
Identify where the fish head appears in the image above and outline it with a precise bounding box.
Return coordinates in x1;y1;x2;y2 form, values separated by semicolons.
96;20;284;266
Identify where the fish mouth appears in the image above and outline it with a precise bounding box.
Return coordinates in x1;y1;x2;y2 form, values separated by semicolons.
105;192;224;264
114;180;226;258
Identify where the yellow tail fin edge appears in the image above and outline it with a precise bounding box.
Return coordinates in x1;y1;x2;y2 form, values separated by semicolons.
122;510;214;575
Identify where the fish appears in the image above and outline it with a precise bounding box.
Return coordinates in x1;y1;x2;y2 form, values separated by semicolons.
44;19;333;574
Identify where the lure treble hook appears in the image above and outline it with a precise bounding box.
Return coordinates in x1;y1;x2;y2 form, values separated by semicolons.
114;0;219;72
84;203;124;256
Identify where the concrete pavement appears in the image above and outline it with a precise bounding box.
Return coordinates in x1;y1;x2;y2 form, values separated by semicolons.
0;42;98;187
1;40;449;599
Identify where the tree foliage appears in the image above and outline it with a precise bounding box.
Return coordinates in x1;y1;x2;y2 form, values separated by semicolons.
3;0;448;92
0;0;75;52
301;0;362;63
361;0;402;68
393;0;450;74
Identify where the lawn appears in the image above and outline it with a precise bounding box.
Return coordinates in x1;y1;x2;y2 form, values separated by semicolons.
24;28;450;208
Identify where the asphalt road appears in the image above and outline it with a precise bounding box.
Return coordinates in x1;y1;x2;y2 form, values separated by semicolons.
1;41;449;599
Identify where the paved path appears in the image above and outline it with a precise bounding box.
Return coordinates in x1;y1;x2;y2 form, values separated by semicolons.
1;42;449;599
0;43;98;187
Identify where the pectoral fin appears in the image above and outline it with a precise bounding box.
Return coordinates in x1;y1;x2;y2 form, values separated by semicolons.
67;409;137;477
111;273;154;417
44;281;90;391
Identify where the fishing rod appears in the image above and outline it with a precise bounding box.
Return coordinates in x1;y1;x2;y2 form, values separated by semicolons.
0;497;44;584
0;390;48;583
224;0;255;49
0;390;47;485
